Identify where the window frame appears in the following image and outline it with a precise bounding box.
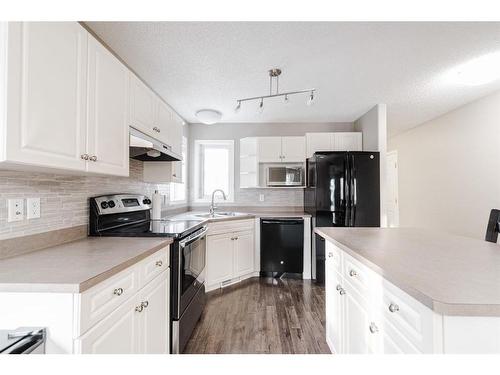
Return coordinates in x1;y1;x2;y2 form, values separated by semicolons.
193;139;235;203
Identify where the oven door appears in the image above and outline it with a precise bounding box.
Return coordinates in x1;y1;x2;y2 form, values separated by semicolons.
177;226;207;318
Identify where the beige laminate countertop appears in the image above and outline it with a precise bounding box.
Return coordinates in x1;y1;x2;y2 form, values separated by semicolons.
0;237;173;293
314;227;500;316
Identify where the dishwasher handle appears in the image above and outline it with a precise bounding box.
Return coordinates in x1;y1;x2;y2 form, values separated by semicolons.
261;218;304;225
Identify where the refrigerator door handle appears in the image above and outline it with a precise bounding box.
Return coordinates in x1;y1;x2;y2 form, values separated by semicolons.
350;154;356;227
344;154;350;226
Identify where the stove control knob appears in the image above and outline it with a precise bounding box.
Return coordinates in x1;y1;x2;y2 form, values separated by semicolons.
143;198;151;205
108;200;116;208
100;201;108;209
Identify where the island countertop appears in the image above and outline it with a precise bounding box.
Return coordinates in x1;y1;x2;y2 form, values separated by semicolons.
0;237;173;293
314;227;500;316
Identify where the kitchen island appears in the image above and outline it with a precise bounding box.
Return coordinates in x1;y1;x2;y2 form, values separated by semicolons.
315;227;500;354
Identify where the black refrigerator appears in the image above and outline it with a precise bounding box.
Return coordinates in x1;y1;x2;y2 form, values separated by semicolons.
304;151;380;283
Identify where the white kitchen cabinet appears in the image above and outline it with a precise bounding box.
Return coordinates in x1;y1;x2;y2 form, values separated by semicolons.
86;35;129;176
281;136;306;162
206;219;256;291
129;73;158;138
143;160;182;184
325;257;344;354
1;22;88;172
170;113;184;157
234;230;255;277
206;233;235;285
240;137;259;188
305;132;363;158
258;137;282;162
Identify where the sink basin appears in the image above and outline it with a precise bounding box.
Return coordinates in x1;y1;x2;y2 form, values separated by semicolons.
194;212;245;219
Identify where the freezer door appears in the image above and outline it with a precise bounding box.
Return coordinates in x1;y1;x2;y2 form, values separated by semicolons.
314;152;348;218
349;152;380;227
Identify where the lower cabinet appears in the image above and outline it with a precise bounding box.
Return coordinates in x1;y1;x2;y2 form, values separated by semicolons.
75;269;169;354
206;227;255;291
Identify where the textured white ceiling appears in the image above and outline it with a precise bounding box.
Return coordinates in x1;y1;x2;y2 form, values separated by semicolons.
86;22;500;136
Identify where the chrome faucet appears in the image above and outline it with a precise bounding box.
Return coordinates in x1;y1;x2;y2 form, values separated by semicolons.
209;189;227;216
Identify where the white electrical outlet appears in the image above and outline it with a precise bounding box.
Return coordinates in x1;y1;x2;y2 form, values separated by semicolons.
27;197;41;219
259;194;265;202
8;199;24;222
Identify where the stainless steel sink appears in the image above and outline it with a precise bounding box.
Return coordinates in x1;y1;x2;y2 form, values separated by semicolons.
194;212;245;219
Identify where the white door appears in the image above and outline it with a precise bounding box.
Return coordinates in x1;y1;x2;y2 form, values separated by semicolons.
281;136;306;162
325;260;344;354
343;286;376;354
86;35;129;176
76;295;141;354
386;151;399;227
6;22;88;171
333;133;363;151
258;137;282;162
206;233;234;286
234;230;254;277
129;73;157;137
306;133;333;158
139;271;169;354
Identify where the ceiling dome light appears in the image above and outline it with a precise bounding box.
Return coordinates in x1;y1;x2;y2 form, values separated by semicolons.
447;52;500;86
195;109;222;125
306;91;315;106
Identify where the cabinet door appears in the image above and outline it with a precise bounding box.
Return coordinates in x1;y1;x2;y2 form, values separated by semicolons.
139;271;169;354
170;114;184;157
332;133;362;151
86;35;129;176
343;284;377;354
281;136;305;162
76;294;141;354
6;22;87;171
172;160;183;183
306;133;333;158
206;233;234;286
129;73;157;137
258;137;282;162
157;100;174;146
325;261;344;354
234;230;254;277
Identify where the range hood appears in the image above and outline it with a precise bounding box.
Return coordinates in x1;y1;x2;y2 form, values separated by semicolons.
129;127;181;162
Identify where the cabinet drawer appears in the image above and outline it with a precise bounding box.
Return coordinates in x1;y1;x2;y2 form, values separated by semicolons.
342;252;381;298
79;265;140;335
379;279;435;352
207;218;255;236
138;247;169;288
325;241;342;274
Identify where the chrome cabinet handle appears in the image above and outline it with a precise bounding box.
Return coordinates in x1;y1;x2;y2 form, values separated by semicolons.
152;127;161;133
369;322;379;334
339;288;346;295
328;252;333;258
388;303;400;313
89;155;97;162
81;154;89;160
135;304;144;313
155;260;163;267
336;284;342;291
349;269;357;277
113;287;124;296
172;174;177;177
141;301;149;309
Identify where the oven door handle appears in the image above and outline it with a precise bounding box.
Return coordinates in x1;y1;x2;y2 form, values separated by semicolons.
179;226;208;248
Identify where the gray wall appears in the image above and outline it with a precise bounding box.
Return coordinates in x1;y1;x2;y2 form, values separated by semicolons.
188;122;354;207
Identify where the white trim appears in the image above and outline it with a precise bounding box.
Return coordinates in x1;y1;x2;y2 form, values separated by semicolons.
193;139;235;203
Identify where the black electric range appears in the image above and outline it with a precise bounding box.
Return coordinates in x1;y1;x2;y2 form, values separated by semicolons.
88;194;207;354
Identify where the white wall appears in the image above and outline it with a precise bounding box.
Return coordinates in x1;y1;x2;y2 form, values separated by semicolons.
388;91;500;240
188;122;354;207
354;104;388;226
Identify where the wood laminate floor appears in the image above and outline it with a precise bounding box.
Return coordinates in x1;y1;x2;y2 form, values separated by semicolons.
184;277;330;354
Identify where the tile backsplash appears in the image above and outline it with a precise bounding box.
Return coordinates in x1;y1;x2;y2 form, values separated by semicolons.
0;160;185;240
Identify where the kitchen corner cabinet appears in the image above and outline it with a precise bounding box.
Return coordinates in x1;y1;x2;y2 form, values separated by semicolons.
206;219;256;291
143;160;183;184
257;136;305;163
0;22;129;176
306;132;362;158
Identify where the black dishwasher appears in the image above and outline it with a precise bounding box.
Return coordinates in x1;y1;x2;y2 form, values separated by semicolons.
260;218;304;276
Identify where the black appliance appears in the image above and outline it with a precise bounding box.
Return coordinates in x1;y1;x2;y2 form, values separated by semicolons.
260;218;304;277
89;194;207;354
0;327;46;354
304;152;380;283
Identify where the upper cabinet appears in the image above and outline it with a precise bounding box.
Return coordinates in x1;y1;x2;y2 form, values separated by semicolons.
306;132;362;158
257;136;305;163
1;22;88;172
86;35;129;176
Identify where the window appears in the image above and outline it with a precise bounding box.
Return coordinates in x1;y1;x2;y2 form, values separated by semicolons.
194;140;234;202
170;136;188;203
